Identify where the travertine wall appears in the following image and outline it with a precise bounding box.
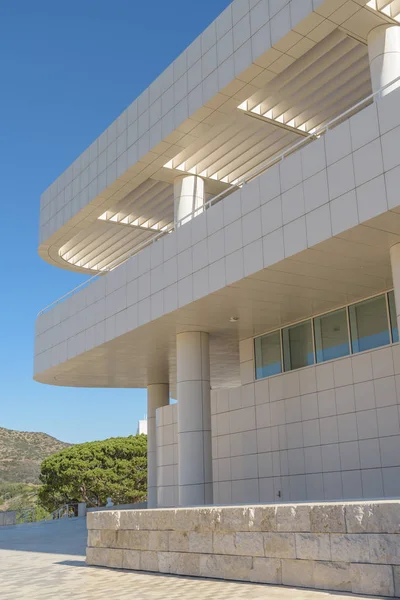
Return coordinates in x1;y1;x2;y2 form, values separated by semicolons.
86;501;400;597
212;343;400;505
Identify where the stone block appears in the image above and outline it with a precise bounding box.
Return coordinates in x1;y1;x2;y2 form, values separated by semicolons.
281;558;314;588
313;561;352;592
140;551;159;572
87;530;102;548
216;507;252;532
188;532;213;554
153;509;177;531
160;551;201;577
98;530;118;548
250;558;282;584
148;531;169;552
346;502;400;534
330;534;370;563
295;533;331;561
199;554;252;581
250;506;277;532
234;532;264;557
213;533;236;555
196;508;222;532
87;510;120;531
142;509;173;531
172;507;221;532
369;534;400;565
264;533;296;559
118;509;174;532
86;547;123;569
393;565;400;597
351;563;394;597
178;552;201;577
118;510;141;530
86;547;100;566
173;509;201;532
310;504;345;533
116;530;149;550
122;549;140;570
157;552;171;574
169;531;189;552
276;505;310;532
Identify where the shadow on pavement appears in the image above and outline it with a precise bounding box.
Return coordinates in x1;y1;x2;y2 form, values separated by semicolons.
57;559;87;567
0;518;87;556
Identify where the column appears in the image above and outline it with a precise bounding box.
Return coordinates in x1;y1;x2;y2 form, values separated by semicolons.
147;383;169;508
176;331;213;506
368;24;400;96
174;175;205;226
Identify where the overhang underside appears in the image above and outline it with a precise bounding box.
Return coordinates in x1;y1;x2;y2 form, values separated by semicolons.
35;211;400;394
49;27;377;274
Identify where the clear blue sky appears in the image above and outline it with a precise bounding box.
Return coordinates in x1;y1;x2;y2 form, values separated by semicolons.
0;0;231;444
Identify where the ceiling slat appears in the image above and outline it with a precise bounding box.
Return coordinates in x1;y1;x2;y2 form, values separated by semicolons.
246;29;349;112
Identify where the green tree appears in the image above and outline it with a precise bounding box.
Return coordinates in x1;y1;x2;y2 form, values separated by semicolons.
38;435;147;512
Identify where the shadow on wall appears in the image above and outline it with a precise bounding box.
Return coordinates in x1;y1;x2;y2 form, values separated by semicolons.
0;518;87;556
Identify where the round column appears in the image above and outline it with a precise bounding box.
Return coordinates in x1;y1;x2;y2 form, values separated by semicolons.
174;175;205;226
368;24;400;96
176;331;213;507
147;383;169;508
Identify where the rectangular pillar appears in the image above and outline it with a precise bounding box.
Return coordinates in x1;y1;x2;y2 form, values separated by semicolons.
147;383;169;508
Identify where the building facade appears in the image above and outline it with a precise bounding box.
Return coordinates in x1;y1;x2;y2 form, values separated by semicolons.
35;0;400;510
137;419;148;435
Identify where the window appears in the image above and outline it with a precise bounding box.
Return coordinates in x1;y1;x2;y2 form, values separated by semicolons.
254;330;282;379
282;320;314;372
314;308;350;363
254;291;398;381
388;291;399;343
349;294;390;353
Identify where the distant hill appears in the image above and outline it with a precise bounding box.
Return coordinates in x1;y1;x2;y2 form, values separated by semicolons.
0;427;71;484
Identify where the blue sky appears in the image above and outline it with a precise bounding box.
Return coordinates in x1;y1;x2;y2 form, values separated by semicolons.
0;0;231;444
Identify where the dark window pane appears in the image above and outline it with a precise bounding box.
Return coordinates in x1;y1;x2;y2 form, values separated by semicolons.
314;308;350;363
282;320;314;372
254;331;282;380
349;295;390;353
388;291;399;343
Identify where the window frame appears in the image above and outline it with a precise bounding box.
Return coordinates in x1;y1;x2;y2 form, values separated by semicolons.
254;289;398;381
313;306;350;364
254;328;283;380
282;318;315;373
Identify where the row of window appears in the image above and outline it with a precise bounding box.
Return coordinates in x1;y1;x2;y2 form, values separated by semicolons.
254;291;399;380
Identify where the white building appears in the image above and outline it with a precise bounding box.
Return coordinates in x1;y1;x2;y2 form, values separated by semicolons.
35;0;400;512
137;419;148;435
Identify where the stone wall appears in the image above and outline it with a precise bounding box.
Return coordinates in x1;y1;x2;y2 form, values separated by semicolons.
87;501;400;597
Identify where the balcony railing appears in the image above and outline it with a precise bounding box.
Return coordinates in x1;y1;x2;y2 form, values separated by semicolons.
37;75;400;318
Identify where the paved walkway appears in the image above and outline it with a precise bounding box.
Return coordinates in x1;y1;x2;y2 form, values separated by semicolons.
0;519;386;599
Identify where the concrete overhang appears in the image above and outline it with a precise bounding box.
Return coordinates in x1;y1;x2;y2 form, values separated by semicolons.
33;216;399;393
38;0;397;274
34;83;400;392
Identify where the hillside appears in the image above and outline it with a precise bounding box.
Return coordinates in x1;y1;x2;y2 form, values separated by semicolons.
0;427;70;484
